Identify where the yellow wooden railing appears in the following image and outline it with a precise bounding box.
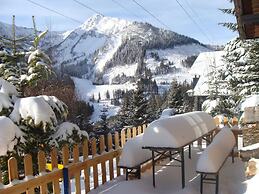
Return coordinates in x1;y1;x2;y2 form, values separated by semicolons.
0;124;147;194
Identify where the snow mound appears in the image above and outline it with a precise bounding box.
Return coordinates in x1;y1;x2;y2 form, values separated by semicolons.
0;77;18;96
0;92;13;112
202;99;219;113
0;116;23;156
196;126;235;173
118;134;151;168
51;122;88;146
143;111;216;148
27;49;51;64
240;95;259;111
39;95;68;118
10;96;57;131
160;108;176;119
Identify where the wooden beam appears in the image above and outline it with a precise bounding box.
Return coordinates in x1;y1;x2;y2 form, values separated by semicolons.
241;13;259;24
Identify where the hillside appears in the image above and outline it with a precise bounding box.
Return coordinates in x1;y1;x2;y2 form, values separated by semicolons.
0;15;211;85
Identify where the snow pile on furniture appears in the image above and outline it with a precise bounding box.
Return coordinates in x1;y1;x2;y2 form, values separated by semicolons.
160;108;176;119
143;111;216;148
0;116;23;156
196;126;235;173
118;134;152;168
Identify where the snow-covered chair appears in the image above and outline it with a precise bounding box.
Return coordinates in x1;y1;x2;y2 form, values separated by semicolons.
118;134;152;180
196;126;236;194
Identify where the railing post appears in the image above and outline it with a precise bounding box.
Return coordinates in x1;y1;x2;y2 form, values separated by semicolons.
63;167;69;194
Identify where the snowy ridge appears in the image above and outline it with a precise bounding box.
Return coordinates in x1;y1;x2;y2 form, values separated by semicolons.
1;15;211;84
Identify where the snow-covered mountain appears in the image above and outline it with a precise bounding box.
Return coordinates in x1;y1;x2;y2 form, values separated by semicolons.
0;15;211;85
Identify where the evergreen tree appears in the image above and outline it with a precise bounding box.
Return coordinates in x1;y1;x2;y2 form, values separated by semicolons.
131;86;149;126
166;80;183;113
106;90;110;99
118;90;134;127
98;92;101;102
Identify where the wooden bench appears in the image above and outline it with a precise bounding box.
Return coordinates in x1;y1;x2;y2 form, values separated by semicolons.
196;127;236;194
118;134;152;180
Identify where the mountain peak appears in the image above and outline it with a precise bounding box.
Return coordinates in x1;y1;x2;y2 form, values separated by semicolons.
80;14;132;35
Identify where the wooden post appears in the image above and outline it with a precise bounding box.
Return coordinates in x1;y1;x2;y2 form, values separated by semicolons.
121;130;126;147
38;150;47;194
114;132;121;177
51;148;60;194
107;133;114;180
82;139;90;193
73;144;81;194
99;135;107;184
24;154;34;194
8;157;18;183
91;138;98;189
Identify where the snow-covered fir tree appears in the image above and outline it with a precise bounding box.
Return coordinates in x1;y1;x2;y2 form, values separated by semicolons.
0;16;52;95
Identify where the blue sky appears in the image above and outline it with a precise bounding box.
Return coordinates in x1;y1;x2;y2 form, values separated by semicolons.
1;0;237;45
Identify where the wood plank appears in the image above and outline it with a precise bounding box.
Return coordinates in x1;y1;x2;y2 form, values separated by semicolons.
132;127;137;138
114;132;121;177
127;128;131;140
91;138;98;189
82;139;90;193
62;145;70;194
8;157;18;182
62;145;69;166
24;154;34;194
99;135;106;184
38;150;47;194
107;133;114;180
73;144;81;194
0;170;2;184
142;124;147;132
214;117;220;126
232;117;239;126
137;126;142;135
224;117;228;126
51;148;60;194
121;130;126;147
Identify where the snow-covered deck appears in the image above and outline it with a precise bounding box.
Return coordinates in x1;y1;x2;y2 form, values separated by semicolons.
88;148;256;194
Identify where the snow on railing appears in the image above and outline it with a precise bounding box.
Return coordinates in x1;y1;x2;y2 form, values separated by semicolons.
0;124;147;194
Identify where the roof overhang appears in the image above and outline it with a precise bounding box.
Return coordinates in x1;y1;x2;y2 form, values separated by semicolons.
234;0;259;39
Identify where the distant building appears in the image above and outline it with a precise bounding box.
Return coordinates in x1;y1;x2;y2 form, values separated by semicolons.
187;51;229;110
